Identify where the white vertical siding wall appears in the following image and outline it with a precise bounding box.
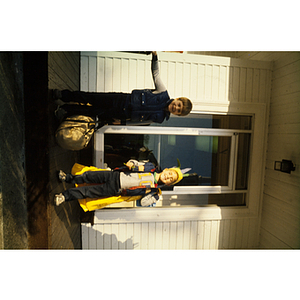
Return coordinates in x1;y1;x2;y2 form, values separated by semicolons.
80;51;272;250
82;218;259;250
259;52;300;249
81;53;154;94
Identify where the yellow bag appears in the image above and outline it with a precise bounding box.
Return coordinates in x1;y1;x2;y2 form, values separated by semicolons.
71;163;142;212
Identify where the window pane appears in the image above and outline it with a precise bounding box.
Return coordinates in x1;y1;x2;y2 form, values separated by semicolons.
145;134;231;187
104;134;154;169
236;133;251;189
152;114;252;130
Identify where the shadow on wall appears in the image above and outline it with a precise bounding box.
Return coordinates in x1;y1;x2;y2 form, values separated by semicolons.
83;224;139;250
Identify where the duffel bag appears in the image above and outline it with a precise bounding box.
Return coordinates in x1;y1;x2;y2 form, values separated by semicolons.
55;115;96;150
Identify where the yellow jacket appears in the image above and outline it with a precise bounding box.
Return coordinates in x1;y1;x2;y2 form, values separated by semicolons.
72;163;142;212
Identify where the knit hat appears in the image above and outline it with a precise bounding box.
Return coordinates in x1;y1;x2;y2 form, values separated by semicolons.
168;159;191;185
168;167;183;185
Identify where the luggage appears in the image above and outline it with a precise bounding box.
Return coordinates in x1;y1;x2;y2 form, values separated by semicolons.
55;115;98;150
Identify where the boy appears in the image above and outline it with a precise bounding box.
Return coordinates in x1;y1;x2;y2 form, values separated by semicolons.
54;159;183;208
52;51;193;125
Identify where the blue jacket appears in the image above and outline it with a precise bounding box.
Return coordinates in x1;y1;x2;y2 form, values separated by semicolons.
126;89;172;125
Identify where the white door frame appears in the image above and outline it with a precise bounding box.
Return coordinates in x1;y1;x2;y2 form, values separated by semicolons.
94;102;267;222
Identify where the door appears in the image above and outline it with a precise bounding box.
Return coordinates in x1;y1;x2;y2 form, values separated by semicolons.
94;113;252;207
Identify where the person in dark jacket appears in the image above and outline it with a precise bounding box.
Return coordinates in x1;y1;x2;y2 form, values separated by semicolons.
52;51;193;125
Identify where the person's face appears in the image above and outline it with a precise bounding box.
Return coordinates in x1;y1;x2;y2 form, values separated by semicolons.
159;169;178;185
168;99;183;115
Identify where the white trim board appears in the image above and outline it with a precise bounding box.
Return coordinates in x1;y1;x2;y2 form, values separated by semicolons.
81;51;273;70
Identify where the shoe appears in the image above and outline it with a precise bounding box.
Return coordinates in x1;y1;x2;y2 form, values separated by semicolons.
58;170;67;182
54;193;65;206
52;89;62;100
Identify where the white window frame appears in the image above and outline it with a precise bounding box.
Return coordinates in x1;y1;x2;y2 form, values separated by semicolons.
93;102;267;221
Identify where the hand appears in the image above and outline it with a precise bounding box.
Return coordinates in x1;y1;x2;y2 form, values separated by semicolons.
126;161;134;169
138;165;145;171
112;118;121;125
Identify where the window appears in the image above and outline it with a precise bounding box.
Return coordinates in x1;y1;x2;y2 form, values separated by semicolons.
98;113;252;207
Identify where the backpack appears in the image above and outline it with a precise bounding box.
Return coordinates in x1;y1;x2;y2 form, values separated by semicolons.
55;115;99;150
